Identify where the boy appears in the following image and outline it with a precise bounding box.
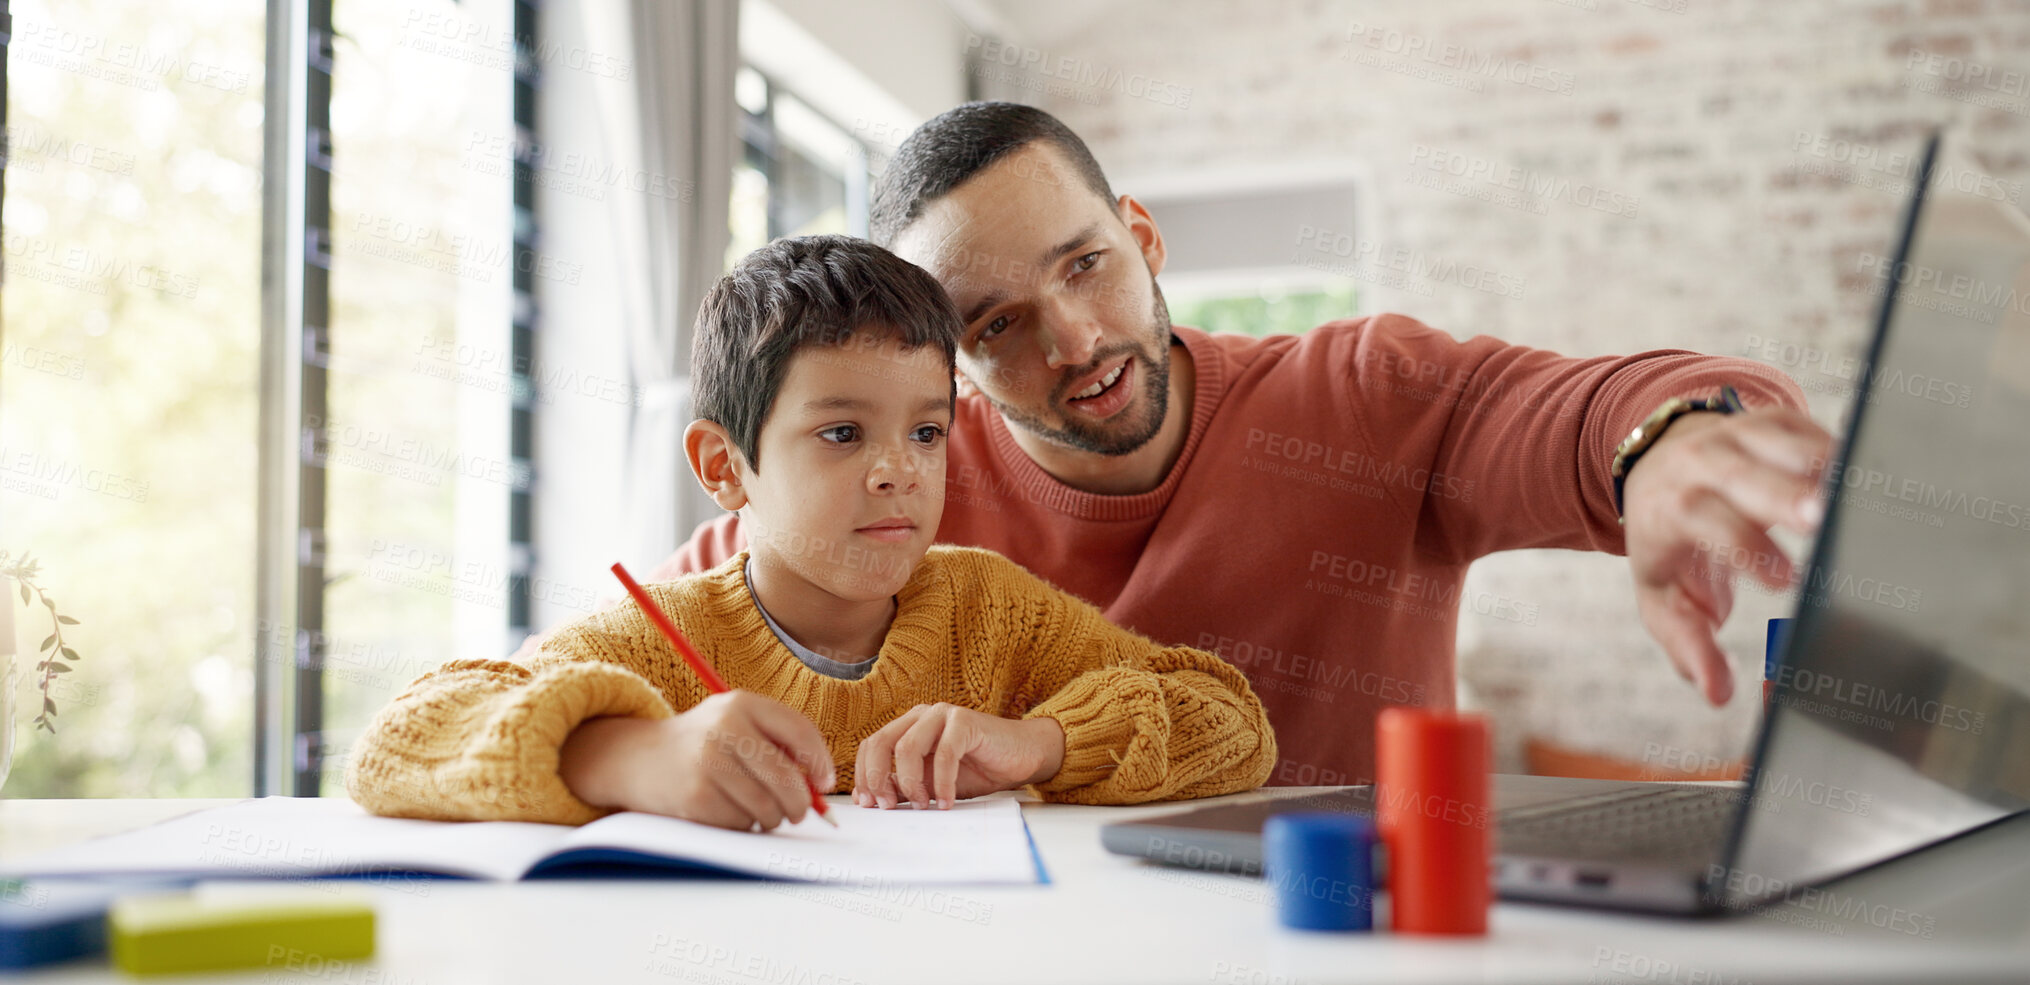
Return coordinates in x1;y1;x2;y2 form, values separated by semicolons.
345;236;1275;830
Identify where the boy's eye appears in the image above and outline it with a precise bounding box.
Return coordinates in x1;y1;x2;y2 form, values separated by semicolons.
911;424;947;446
818;424;860;444
1073;251;1100;272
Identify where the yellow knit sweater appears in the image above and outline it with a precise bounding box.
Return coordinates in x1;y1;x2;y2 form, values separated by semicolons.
345;545;1277;824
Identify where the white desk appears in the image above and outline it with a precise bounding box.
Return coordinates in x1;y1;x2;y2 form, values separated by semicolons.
3;788;2027;984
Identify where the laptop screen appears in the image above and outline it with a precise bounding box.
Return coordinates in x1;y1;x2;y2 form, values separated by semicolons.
1718;133;2030;908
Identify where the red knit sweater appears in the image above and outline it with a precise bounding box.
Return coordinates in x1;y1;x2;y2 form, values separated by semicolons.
656;314;1806;786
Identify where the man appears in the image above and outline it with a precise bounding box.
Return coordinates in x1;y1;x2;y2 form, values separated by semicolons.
651;102;1831;786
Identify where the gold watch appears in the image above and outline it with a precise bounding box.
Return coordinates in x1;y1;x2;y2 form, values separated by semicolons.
1611;385;1745;521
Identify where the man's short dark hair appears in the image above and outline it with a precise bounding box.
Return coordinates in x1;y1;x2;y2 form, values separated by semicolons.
868;101;1116;246
692;235;960;472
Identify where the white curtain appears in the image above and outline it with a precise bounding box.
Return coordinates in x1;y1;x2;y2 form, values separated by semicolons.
582;0;740;563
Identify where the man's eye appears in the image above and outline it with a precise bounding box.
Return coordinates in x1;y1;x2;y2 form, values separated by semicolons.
818;425;859;444
1073;251;1101;272
980;314;1011;340
912;424;947;446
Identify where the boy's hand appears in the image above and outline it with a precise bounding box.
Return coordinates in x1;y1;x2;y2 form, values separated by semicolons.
559;691;834;831
852;703;1065;810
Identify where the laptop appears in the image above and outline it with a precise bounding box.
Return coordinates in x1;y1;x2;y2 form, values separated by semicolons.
1104;130;2030;914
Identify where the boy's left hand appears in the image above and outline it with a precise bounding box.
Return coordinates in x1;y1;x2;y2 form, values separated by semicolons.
853;703;1065;810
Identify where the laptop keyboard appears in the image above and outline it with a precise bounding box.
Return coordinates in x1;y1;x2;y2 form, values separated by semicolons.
1497;785;1740;866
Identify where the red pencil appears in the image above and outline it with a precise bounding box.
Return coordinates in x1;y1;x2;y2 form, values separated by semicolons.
610;562;838;828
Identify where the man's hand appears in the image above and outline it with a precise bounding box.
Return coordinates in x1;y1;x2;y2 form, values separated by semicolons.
1621;407;1833;705
853;703;1065;810
558;691;834;831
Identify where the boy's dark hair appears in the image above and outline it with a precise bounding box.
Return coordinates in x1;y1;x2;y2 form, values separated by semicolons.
692;235;960;472
868;101;1116;246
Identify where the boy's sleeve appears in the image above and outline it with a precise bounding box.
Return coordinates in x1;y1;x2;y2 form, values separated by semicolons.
343;611;688;826
969;553;1278;805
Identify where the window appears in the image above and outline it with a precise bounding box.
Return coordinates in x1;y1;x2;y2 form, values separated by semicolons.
1166;283;1361;339
317;0;516;795
1140;179;1365;337
725;65;869;271
2;0;265;796
0;0;517;798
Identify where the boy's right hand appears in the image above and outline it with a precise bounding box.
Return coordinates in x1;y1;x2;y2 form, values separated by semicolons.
559;691;835;831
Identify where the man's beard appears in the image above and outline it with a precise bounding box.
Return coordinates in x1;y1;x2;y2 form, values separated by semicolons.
983;287;1174;457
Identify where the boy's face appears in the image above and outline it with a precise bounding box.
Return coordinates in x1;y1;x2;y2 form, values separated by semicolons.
730;334;952;600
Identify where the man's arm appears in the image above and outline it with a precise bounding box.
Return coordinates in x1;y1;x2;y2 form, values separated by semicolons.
1341;314;1809;562
1343;314;1826;705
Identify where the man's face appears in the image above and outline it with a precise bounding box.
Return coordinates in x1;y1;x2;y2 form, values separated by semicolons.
890;143;1172;457
736;334;952;601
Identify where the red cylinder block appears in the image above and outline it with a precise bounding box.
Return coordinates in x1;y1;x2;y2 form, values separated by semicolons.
1376;708;1491;935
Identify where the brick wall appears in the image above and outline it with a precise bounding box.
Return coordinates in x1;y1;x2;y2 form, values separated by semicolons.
971;0;2030;771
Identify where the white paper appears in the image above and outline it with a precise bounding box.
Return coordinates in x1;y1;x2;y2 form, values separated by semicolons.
555;797;1041;884
3;796;1042;885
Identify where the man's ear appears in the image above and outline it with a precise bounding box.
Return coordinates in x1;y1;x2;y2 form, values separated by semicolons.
684;420;749;511
1117;193;1167;279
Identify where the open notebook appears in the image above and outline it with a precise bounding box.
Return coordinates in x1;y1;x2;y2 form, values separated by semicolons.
3;796;1047;885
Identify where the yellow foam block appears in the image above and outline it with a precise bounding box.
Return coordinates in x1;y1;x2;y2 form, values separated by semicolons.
109;890;374;976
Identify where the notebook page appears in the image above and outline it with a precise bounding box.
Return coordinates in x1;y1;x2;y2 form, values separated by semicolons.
543;797;1042;884
2;797;572;882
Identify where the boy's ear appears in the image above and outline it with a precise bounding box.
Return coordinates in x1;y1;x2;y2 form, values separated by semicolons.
684;420;749;512
954;368;979;402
